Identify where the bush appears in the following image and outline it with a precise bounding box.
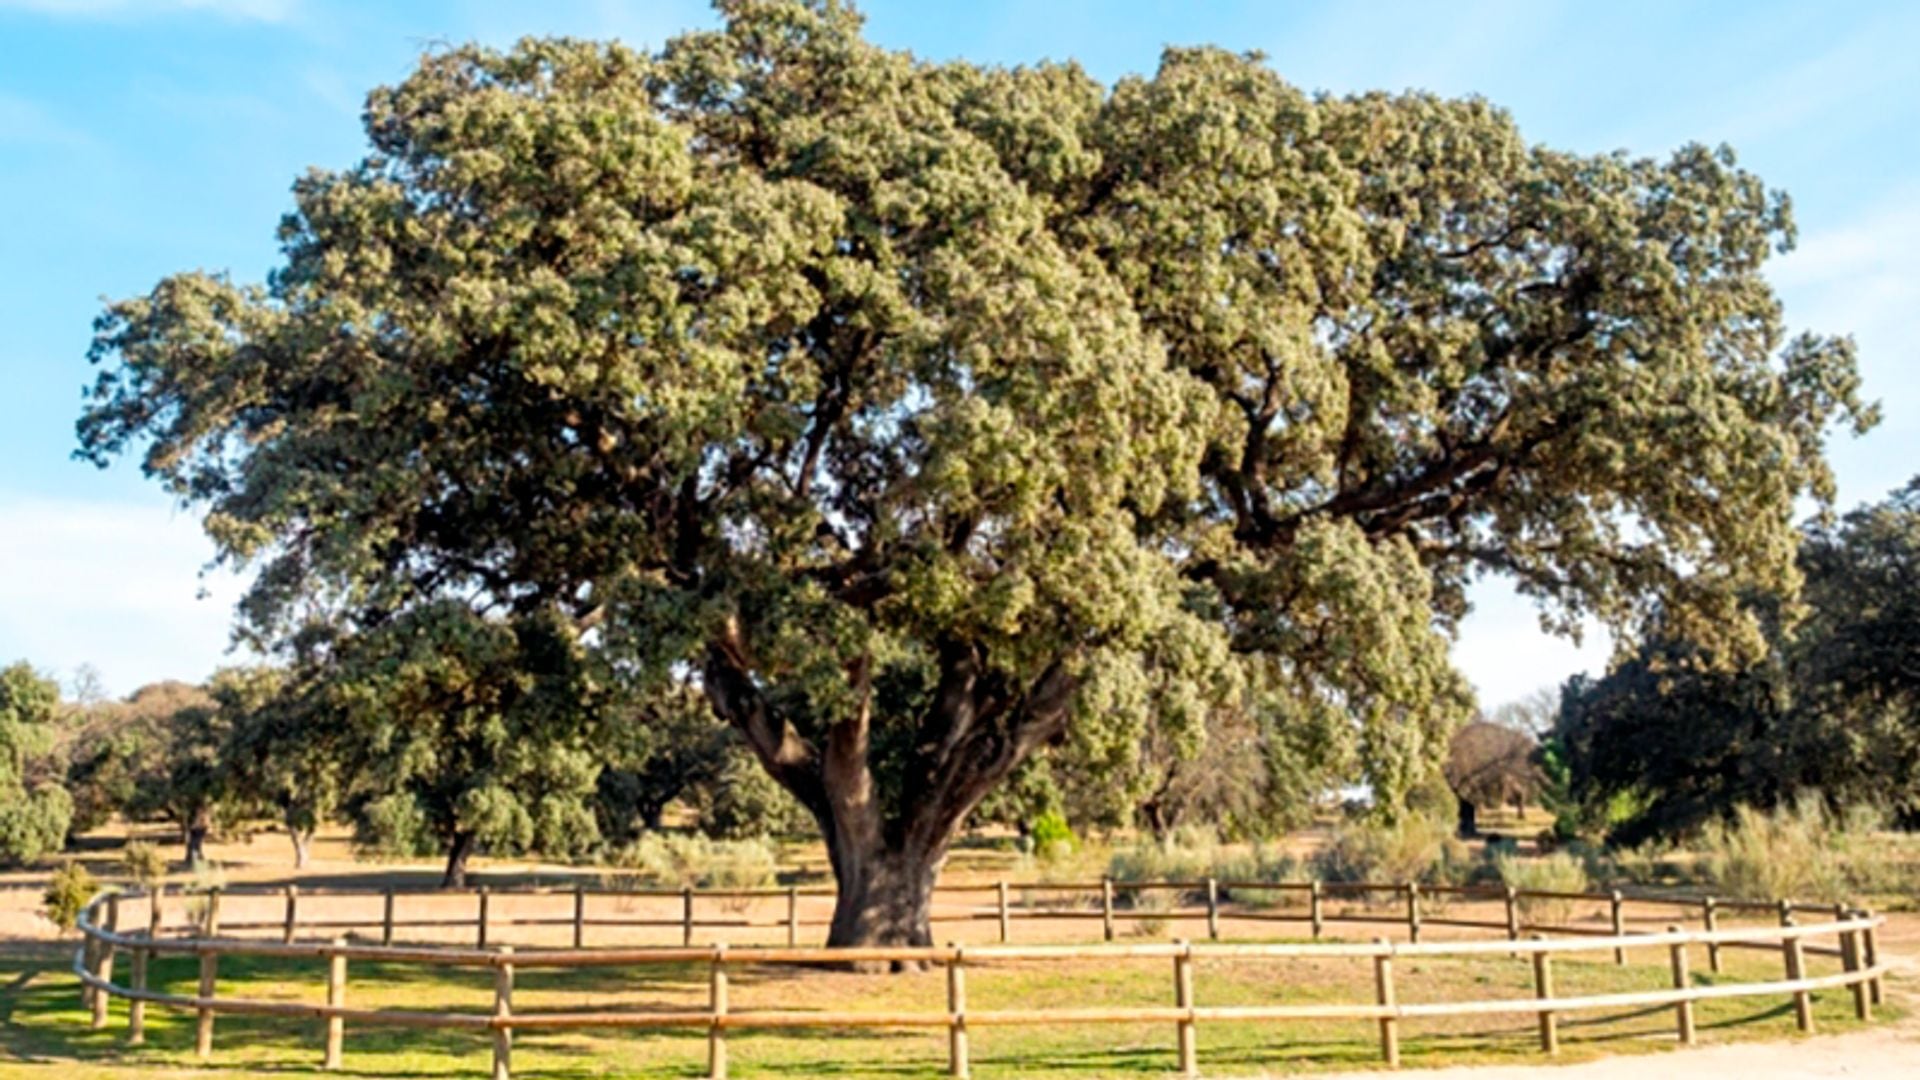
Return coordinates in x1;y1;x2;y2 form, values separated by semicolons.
1108;829;1301;918
121;840;168;891
1606;841;1684;887
184;858;227;927
43;862;97;932
607;833;779;911
1495;851;1589;924
1129;886;1174;936
1698;797;1880;903
1029;811;1076;854
0;784;73;866
1312;812;1468;889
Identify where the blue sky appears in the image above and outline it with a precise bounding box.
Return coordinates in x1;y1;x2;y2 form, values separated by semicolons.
3;0;1917;702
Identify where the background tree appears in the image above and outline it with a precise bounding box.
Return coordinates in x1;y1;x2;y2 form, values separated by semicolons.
335;603;609;886
594;685;732;844
1795;479;1920;814
1557;480;1920;844
66;679;236;862
63;680;203;836
0;662;74;864
1443;719;1541;838
79;1;1869;947
219;666;348;868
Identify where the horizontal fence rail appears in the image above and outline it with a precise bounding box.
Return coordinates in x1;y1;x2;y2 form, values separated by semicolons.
72;880;1889;1079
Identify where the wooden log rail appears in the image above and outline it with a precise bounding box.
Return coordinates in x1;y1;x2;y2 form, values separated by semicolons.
121;879;1829;948
72;883;1888;1079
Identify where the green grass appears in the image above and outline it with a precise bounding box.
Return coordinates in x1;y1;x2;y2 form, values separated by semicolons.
0;939;1893;1079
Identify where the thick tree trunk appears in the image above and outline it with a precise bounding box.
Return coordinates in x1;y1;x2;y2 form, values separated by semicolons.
182;819;208;866
825;843;941;957
289;828;311;869
1456;795;1478;839
442;831;476;888
704;630;1082;969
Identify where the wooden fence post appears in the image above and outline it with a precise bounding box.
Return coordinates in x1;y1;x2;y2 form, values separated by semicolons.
1101;878;1115;942
573;886;586;949
127;944;147;1045
709;943;729;1080
381;888;395;946
203;887;222;937
1531;934;1557;1055
947;944;969;1079
786;886;800;947
81;933;98;1012
996;881;1010;943
283;885;299;944
1859;909;1882;1006
1373;939;1399;1067
1703;897;1722;974
1609;890;1625;965
477;887;490;949
1405;882;1421;944
683;886;696;946
1840;913;1869;1022
90;939;112;1029
91;894;118;1029
1309;880;1323;939
1205;878;1220;940
1667;925;1695;1045
1504;885;1520;948
491;946;513;1080
148;888;165;938
1173;940;1197;1078
1781;907;1812;1034
324;936;347;1069
194;946;217;1060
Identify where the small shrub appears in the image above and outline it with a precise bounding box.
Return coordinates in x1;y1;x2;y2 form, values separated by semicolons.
1607;842;1686;887
1212;842;1303;895
1029;811;1076;854
1495;851;1589;925
184;859;227;927
1698;797;1874;903
1312;812;1467;892
1129;887;1174;936
121;840;168;892
607;834;779;911
43;863;97;933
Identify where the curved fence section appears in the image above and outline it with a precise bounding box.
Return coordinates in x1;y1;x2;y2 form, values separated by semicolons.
72;881;1889;1079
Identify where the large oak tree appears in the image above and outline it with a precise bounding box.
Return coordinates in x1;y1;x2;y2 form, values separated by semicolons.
79;1;1870;948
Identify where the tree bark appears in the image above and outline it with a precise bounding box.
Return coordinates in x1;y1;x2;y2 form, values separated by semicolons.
824;840;941;962
442;831;476;888
182;813;209;866
290;828;311;869
1456;795;1478;839
704;628;1081;965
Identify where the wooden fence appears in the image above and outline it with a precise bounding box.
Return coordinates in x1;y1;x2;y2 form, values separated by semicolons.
72;881;1888;1079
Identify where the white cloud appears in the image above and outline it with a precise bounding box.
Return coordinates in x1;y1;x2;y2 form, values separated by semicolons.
0;0;295;22
0;494;253;699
